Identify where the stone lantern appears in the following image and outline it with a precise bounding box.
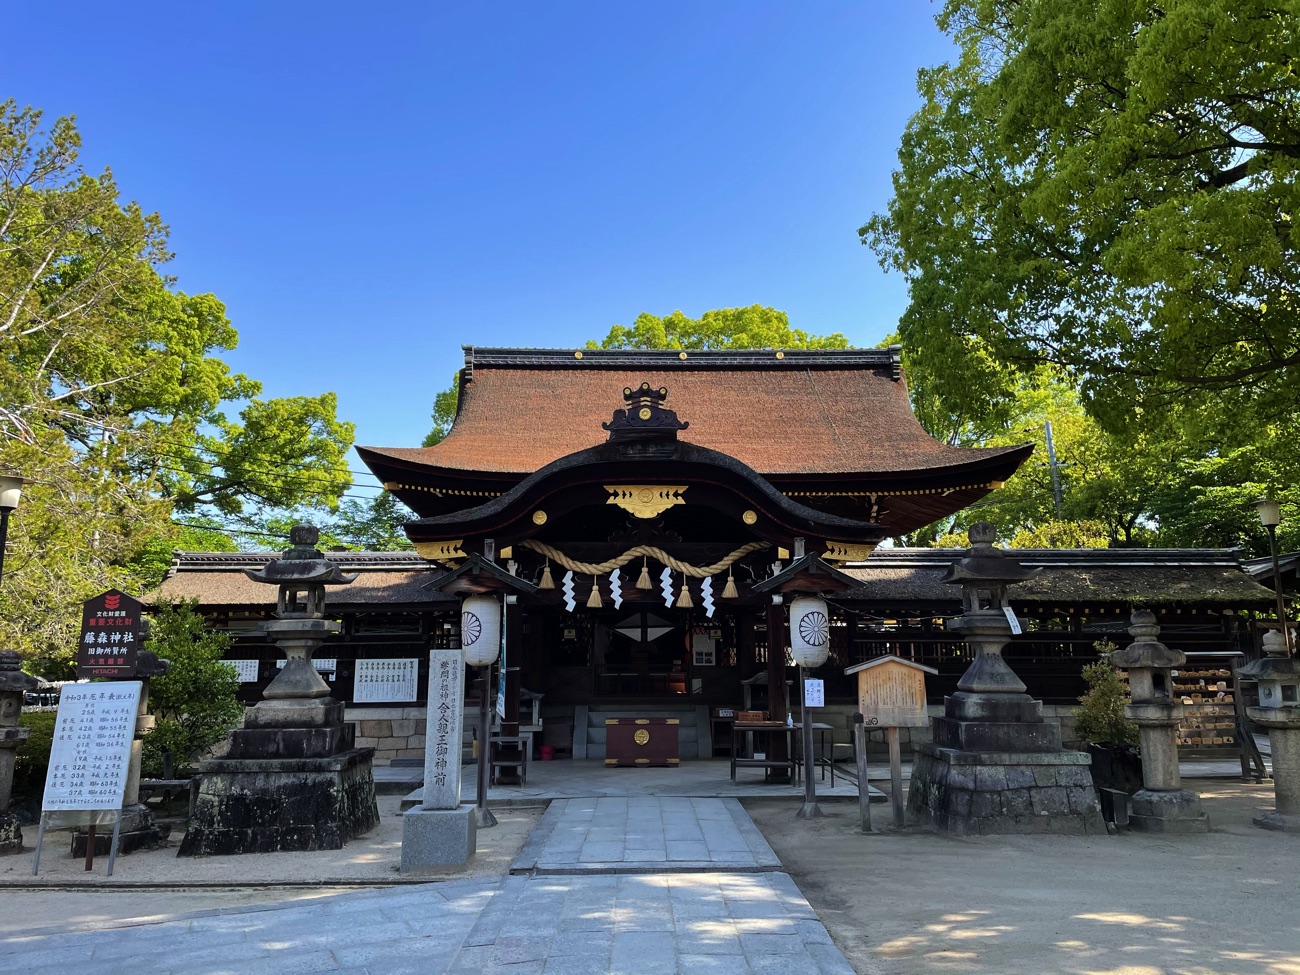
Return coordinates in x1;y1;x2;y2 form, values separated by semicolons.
1238;630;1300;832
907;523;1104;835
1108;610;1208;832
179;525;378;856
0;650;37;854
934;523;1054;752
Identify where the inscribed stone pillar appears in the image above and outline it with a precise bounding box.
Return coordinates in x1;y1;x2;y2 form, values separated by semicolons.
422;649;465;809
402;646;475;871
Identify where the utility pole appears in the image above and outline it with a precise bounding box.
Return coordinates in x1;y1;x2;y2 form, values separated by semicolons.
1044;421;1064;518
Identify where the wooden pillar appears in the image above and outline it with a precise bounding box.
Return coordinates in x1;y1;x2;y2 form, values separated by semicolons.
737;610;756;680
497;597;525;785
766;598;791;781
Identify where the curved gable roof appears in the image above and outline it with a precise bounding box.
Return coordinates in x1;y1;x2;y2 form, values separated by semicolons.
358;347;1029;479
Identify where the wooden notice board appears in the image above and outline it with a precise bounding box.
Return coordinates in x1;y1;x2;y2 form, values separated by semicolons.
604;718;680;767
845;656;937;728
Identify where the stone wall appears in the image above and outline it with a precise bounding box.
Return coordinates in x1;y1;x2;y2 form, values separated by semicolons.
346;706;427;764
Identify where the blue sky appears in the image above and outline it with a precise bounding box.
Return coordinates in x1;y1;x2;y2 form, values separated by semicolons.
4;3;954;492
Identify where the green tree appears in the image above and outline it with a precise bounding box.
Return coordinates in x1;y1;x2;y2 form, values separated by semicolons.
422;381;460;447
142;599;242;775
0;102;354;668
862;1;1300;456
591;305;849;351
330;491;416;551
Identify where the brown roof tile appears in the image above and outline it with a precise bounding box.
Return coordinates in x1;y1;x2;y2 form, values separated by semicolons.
358;348;1028;478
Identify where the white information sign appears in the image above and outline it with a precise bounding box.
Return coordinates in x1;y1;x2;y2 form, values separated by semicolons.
42;682;141;811
226;659;260;683
276;658;336;672
423;649;465;810
1002;607;1022;635
691;633;716;667
353;658;419;703
803;678;825;709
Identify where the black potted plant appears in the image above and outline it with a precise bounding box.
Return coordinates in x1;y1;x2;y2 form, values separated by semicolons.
1073;642;1143;795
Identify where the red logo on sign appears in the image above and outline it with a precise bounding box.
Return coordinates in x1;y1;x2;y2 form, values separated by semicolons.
105;594;121;610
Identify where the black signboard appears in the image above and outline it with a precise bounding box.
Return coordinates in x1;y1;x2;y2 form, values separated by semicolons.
76;590;147;679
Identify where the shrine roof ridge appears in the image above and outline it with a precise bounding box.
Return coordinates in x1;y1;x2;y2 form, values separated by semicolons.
463;345;903;377
855;547;1253;568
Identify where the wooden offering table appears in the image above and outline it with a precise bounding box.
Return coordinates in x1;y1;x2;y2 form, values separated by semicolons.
605;718;680;767
730;722;797;783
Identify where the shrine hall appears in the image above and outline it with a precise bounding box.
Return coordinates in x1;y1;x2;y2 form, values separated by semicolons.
156;346;1273;771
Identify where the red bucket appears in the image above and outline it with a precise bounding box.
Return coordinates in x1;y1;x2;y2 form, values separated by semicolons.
539;745;555;761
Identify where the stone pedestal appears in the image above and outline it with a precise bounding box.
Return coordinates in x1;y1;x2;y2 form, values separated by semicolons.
179;749;378;855
71;804;170;857
1128;789;1209;833
908;744;1105;835
1247;711;1300;832
402;806;475;873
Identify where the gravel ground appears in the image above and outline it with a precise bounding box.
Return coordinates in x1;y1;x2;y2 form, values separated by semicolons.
746;781;1298;975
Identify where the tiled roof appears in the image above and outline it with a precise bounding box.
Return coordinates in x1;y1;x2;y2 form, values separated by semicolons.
841;548;1274;606
150;552;454;608
357;347;1029;478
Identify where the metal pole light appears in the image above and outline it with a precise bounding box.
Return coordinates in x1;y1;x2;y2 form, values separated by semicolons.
1256;498;1292;655
0;475;22;588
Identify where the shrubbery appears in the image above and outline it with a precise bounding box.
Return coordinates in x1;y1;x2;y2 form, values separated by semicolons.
141;599;243;776
1074;641;1139;746
13;711;56;801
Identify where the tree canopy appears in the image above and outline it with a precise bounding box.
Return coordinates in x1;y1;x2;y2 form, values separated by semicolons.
862;1;1300;458
0;102;354;668
590;305;849;351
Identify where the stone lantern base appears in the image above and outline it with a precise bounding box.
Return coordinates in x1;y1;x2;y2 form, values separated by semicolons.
178;749;378;856
908;745;1106;836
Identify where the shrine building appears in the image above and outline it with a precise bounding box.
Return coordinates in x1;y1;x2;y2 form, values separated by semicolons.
155;347;1274;766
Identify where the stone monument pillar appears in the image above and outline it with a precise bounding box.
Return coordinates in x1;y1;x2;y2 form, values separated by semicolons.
401;647;474;871
0;650;37;854
1109;611;1208;832
72;650;173;857
1239;630;1300;832
179;526;379;855
908;524;1104;835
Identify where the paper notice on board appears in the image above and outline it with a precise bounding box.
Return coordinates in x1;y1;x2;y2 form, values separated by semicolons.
804;679;825;708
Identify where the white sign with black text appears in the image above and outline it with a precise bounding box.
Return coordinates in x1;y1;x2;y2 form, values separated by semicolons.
42;682;141;812
803;678;825;709
353;658;420;703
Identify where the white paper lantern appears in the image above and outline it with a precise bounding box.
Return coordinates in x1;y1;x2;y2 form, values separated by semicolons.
460;594;502;667
789;595;830;669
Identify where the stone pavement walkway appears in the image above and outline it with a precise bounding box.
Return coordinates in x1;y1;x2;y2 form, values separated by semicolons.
513;797;781;874
0;798;857;975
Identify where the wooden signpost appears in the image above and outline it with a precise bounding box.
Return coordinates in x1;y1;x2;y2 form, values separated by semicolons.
33;681;142;876
844;656;937;828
